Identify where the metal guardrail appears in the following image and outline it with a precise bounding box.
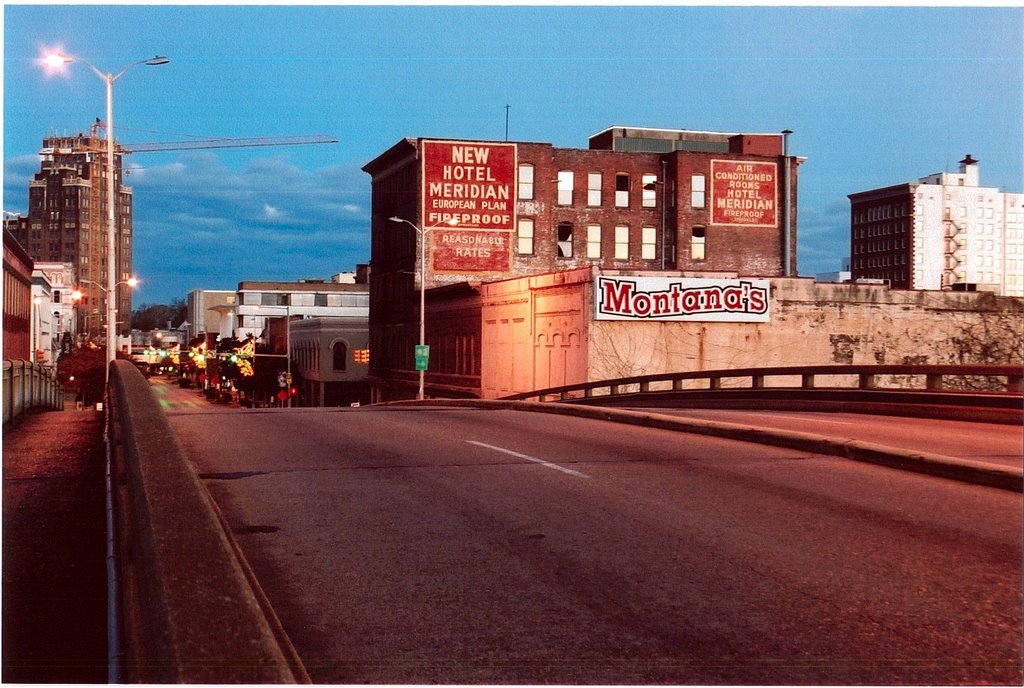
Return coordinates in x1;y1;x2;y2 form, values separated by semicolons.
500;364;1024;403
2;359;64;427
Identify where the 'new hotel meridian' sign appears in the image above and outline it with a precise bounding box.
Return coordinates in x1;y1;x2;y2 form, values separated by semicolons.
422;140;517;274
595;276;771;322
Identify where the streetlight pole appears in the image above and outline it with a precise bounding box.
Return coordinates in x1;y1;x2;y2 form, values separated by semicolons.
46;52;168;379
387;216;458;400
72;277;139;384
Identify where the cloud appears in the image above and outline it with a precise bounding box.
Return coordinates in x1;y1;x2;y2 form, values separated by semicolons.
3;154;41;213
796;198;850;277
123;151;371;302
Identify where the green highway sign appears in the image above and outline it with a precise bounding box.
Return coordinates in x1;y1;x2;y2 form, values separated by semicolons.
414;344;430;371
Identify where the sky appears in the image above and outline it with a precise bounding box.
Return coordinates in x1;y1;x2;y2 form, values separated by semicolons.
3;3;1022;306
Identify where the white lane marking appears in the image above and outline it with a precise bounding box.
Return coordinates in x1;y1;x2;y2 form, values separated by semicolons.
466;440;590;478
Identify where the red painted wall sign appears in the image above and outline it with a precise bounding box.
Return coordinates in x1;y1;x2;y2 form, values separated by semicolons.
710;159;777;227
432;229;511;273
422;140;517;273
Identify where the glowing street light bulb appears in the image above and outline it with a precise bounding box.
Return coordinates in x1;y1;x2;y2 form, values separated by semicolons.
45;53;69;68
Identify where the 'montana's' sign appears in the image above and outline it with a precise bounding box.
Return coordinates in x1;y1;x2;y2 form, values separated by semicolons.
422;140;517;273
710;159;777;227
595;276;771;322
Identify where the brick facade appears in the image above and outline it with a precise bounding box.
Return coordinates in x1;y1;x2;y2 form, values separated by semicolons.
363;127;801;400
10;128;134;339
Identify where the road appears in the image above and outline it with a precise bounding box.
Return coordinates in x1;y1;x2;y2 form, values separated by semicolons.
153;378;1023;685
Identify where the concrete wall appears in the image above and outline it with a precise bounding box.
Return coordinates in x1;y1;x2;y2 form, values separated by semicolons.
590;278;1023;381
481;268;591;398
108;361;305;683
480;268;1023;398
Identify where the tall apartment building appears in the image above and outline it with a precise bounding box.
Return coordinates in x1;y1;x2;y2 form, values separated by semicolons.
9;125;135;339
849;155;1024;296
362;125;802;398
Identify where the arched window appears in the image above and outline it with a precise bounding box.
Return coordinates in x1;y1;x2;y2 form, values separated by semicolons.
332;341;347;371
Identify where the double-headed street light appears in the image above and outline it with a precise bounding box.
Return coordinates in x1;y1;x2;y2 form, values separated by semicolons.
44;51;168;378
387;216;459;400
72;276;140;383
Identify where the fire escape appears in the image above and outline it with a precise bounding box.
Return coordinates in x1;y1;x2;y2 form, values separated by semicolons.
943;209;967;289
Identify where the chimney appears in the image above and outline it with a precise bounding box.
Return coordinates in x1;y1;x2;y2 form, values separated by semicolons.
958;154;980;186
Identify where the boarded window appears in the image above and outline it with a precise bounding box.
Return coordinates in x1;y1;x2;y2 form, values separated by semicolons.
557;222;573;258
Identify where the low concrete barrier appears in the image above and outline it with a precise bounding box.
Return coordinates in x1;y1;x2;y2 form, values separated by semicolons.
108;360;307;683
2;359;63;429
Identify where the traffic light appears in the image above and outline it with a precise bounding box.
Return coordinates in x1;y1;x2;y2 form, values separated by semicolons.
353;348;370;364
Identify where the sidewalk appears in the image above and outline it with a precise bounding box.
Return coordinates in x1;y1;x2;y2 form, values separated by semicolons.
2;405;108;683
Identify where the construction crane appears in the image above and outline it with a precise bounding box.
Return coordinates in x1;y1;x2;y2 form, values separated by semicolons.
87;120;338;154
124;133;338;154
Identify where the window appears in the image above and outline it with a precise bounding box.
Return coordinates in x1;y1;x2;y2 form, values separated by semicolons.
517;218;535;255
557;222;573;258
691;175;706;208
691;226;706;260
614;225;629;260
587;173;602;206
642;174;658;208
332;341;347;371
615;174;630;207
642;226;657;260
518;164;534;200
557;171;574;205
261;292;288;306
586;225;602;258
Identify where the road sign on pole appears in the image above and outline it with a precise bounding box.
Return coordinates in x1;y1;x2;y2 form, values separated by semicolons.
414;344;430;372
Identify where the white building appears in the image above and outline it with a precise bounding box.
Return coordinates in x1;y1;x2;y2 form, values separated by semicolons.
234;279;369;342
849;155;1024;296
31;261;78;363
186;289;237;342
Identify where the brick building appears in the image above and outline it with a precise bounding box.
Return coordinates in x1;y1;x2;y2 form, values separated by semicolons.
362;125;802;400
849;155;1024;295
3;230;33;361
9;125;135;340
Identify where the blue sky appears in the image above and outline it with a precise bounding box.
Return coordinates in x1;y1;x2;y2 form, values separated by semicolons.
4;4;1022;306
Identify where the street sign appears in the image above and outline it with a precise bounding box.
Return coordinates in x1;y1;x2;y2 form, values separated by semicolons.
414;344;430;371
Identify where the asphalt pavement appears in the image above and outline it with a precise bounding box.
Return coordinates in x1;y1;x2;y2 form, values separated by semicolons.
4;376;1014;683
169;403;1023;684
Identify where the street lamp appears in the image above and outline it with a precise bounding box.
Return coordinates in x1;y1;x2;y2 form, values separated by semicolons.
387;216;459;400
44;50;168;379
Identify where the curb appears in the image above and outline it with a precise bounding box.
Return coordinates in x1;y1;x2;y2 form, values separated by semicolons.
383;398;1023;493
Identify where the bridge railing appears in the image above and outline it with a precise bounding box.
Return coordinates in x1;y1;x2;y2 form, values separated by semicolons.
2;359;64;427
500;364;1024;402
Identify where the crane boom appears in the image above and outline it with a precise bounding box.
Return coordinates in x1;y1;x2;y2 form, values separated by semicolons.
123;134;338;153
